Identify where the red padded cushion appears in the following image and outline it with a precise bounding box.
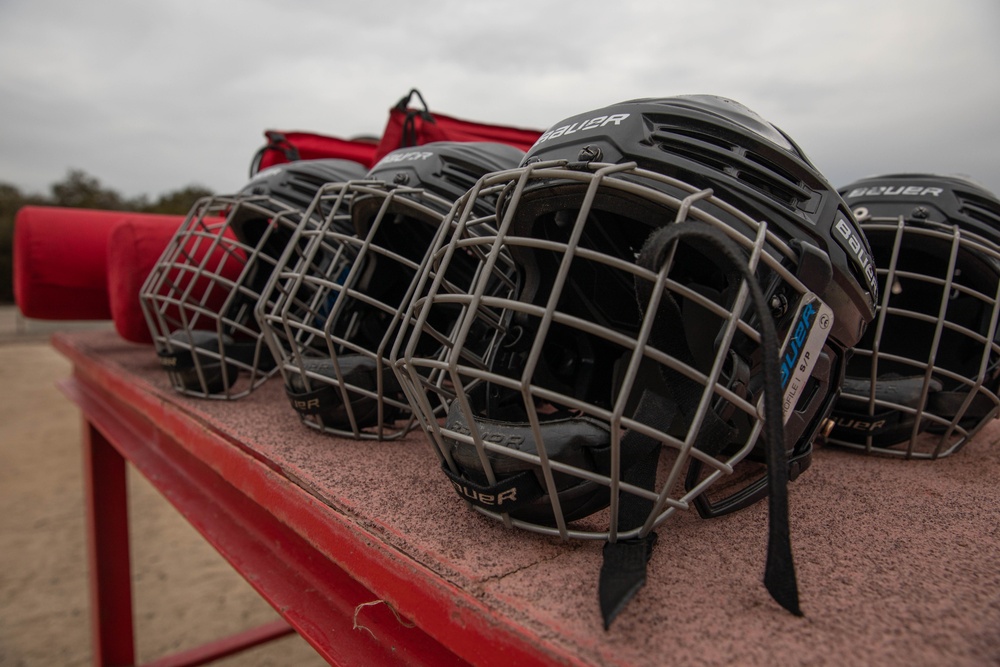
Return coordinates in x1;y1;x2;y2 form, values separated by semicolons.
14;206;184;320
119;218;247;345
107;218;185;344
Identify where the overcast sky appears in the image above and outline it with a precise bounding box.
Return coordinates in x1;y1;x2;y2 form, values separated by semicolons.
1;0;998;201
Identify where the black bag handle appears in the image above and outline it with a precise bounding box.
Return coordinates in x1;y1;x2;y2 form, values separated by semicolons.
248;131;301;178
394;88;435;120
394;88;436;149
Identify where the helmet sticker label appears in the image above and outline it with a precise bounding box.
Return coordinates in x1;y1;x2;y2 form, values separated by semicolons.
533;113;631;146
833;216;879;302
772;294;834;423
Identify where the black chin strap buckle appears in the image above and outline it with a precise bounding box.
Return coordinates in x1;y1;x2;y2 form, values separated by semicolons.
787;445;812;482
687;443;813;519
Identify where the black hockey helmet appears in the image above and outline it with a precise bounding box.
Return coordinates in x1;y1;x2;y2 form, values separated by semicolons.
256;141;524;438
395;95;877;626
140;159;367;399
827;173;1000;458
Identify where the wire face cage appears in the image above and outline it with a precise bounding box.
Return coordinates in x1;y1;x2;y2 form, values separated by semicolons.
826;211;1000;459
140;193;306;399
394;160;840;541
256;179;496;440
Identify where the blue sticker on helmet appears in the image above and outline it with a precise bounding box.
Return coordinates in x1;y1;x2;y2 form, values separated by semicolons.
776;294;834;423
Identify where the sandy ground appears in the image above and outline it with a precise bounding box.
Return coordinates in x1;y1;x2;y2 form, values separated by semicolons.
0;307;327;666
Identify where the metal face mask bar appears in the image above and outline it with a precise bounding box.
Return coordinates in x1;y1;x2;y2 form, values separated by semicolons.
395;95;874;629
400;160;832;534
257;180;456;439
140;159;369;400
140;194;302;399
256;141;525;440
827;211;1000;458
395;160;841;623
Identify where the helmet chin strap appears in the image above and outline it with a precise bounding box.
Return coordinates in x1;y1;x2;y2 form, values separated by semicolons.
598;221;800;629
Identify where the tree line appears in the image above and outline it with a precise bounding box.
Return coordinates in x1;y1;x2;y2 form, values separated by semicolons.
0;169;212;303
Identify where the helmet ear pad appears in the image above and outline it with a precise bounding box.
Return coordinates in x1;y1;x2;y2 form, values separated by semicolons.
444;390;613;526
285;356;403;429
159;330;241;395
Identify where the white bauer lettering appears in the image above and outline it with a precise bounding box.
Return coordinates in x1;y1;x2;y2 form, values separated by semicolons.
845;185;943;198
534;113;631;145
835;217;878;299
452;480;518;507
378;151;434;165
834;417;887;432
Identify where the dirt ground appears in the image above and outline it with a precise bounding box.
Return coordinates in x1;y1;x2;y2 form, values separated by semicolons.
0;308;327;666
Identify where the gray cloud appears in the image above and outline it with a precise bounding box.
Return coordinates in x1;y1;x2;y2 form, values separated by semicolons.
0;0;997;199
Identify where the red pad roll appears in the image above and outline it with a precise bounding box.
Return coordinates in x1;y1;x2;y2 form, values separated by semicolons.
106;218;186;344
135;214;248;345
14;206;184;321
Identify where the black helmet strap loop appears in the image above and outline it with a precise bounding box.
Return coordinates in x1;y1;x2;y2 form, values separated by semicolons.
598;389;674;629
598;220;801;629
